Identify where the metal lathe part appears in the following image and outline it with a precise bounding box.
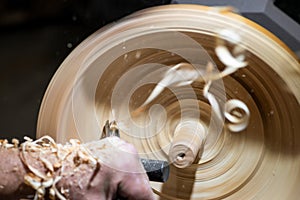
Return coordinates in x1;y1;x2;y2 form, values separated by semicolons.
141;158;170;182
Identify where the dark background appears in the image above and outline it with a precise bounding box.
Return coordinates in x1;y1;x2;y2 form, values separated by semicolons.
0;0;170;141
0;0;298;141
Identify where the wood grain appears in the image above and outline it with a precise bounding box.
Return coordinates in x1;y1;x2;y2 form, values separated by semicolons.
37;5;300;199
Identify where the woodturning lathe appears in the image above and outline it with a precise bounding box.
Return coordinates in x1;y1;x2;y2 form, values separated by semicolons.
36;5;300;200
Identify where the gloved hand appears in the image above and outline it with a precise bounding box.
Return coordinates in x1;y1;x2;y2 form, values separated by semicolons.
61;137;155;200
0;136;154;200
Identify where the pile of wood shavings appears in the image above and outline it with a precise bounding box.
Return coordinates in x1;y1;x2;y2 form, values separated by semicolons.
18;136;99;200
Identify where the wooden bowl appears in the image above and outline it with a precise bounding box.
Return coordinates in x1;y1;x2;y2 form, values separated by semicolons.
37;5;300;199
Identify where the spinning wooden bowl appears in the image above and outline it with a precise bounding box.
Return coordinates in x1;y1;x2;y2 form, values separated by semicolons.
37;5;300;199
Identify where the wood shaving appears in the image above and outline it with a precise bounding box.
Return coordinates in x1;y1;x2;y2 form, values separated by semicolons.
24;173;42;190
205;29;250;132
12;138;19;148
24;136;33;142
20;135;100;200
0;138;21;149
40;156;54;172
131;30;251;169
224;99;250;132
140;62;200;107
50;176;67;200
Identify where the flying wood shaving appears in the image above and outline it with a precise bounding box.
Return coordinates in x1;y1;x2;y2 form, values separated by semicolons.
224;99;250;132
133;29;250;133
203;80;223;121
140;62;200;107
215;46;247;71
218;29;241;45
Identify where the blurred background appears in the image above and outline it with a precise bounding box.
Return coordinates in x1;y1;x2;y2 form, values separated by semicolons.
0;0;298;141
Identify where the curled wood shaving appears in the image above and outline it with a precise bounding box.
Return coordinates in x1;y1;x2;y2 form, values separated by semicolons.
0;139;7;146
24;136;33;142
40;156;54;172
50;176;66;200
12;138;19;148
42;177;54;188
69;139;81;145
24;173;42;190
136;29;250;134
203;62;223;122
205;29;250;132
225;99;250;132
49;187;56;200
203;79;223;122
0;139;15;149
21;140;48;180
35;188;45;200
215;45;247;69
78;146;98;166
20;135;100;200
141;62;199;107
218;29;241;45
4;143;14;149
56;143;71;161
